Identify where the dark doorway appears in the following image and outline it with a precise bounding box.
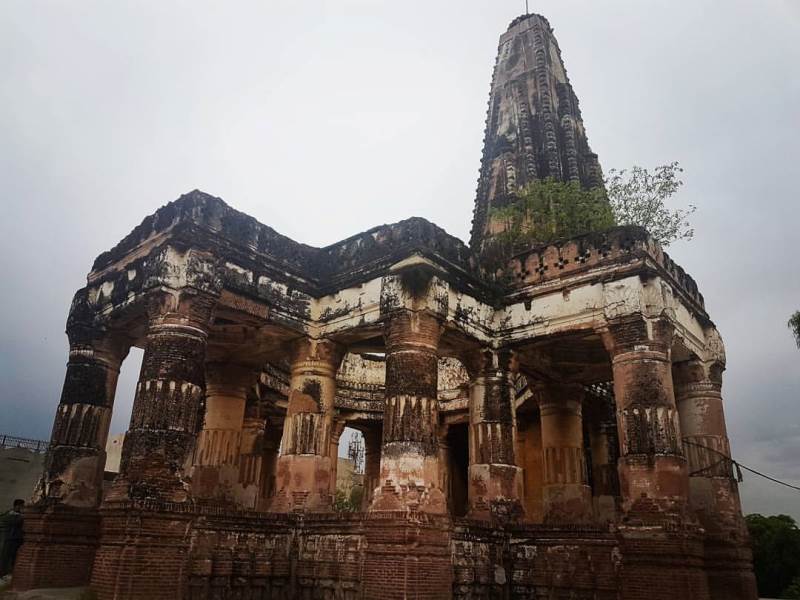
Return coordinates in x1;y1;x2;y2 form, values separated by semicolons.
446;423;469;517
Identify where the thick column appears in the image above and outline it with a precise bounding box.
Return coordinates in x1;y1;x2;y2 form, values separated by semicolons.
537;382;592;523
466;349;523;521
191;363;253;506
39;332;126;506
13;298;126;590
674;357;757;599
329;420;346;498
585;389;621;522
602;317;688;516
270;338;344;512
361;427;382;510
256;422;281;511
371;310;445;513
673;359;739;524
108;299;210;503
237;412;267;509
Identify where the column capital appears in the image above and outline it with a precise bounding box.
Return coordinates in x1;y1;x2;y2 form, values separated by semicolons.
533;381;585;411
205;362;257;398
288;337;346;377
598;315;674;359
144;289;218;333
383;310;443;354
461;347;516;380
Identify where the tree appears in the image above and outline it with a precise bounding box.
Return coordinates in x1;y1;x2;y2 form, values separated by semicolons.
745;513;800;598
783;576;800;600
487;162;694;255
606;162;695;247
788;311;800;348
489;178;614;248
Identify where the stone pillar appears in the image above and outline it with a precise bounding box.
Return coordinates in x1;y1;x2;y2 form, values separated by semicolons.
39;331;126;506
329;420;346;498
584;389;620;522
673;358;739;524
270;338;344;512
257;422;281;511
108;296;211;503
371;310;445;513
601;317;688;516
674;356;757;599
362;427;382;510
537;382;592;523
466;349;523;521
191;363;254;506
238;412;267;509
13;291;127;591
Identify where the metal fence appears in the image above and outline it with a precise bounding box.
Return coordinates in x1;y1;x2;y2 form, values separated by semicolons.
0;434;49;453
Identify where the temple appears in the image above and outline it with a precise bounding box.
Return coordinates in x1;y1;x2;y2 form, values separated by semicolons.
13;13;756;600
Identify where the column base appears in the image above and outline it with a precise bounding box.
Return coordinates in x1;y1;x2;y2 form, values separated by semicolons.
12;504;100;590
542;483;593;523
362;512;452;599
618;523;711;600
91;503;194;600
370;452;445;514
619;454;689;519
269;454;333;513
704;531;758;600
191;463;258;509
466;464;524;522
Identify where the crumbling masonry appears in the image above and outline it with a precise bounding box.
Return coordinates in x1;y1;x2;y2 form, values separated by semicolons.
14;13;756;600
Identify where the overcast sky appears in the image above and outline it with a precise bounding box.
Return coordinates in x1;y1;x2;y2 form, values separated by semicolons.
1;0;798;519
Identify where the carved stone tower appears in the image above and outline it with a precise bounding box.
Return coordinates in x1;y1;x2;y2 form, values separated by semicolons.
470;14;604;251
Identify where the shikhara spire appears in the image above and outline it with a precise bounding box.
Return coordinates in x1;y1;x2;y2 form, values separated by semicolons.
470;13;604;250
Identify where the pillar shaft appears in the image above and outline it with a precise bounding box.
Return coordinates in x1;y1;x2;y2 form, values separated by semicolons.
109;310;209;503
39;333;125;506
256;424;281;511
538;383;592;522
673;360;741;526
192;363;254;506
362;428;382;510
585;389;620;522
237;415;267;508
673;356;757;600
270;338;343;512
603;318;688;515
371;311;445;513
466;349;523;521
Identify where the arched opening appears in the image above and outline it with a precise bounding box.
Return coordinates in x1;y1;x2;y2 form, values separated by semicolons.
336;426;365;511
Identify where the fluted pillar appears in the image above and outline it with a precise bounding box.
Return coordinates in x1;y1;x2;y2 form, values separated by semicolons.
673;355;757;599
38;330;126;507
584;389;620;522
270;338;344;512
537;382;592;523
237;413;267;509
466;349;523;521
601;317;688;516
362;427;382;510
191;363;254;506
108;296;212;503
256;422;281;511
371;310;445;513
673;359;740;524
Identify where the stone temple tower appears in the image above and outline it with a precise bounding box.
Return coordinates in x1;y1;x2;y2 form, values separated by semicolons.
470;13;604;251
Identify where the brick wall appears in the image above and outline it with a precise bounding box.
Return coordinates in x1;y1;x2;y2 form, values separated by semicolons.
14;503;754;599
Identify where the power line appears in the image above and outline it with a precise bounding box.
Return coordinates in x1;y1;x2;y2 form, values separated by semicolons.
683;438;800;493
